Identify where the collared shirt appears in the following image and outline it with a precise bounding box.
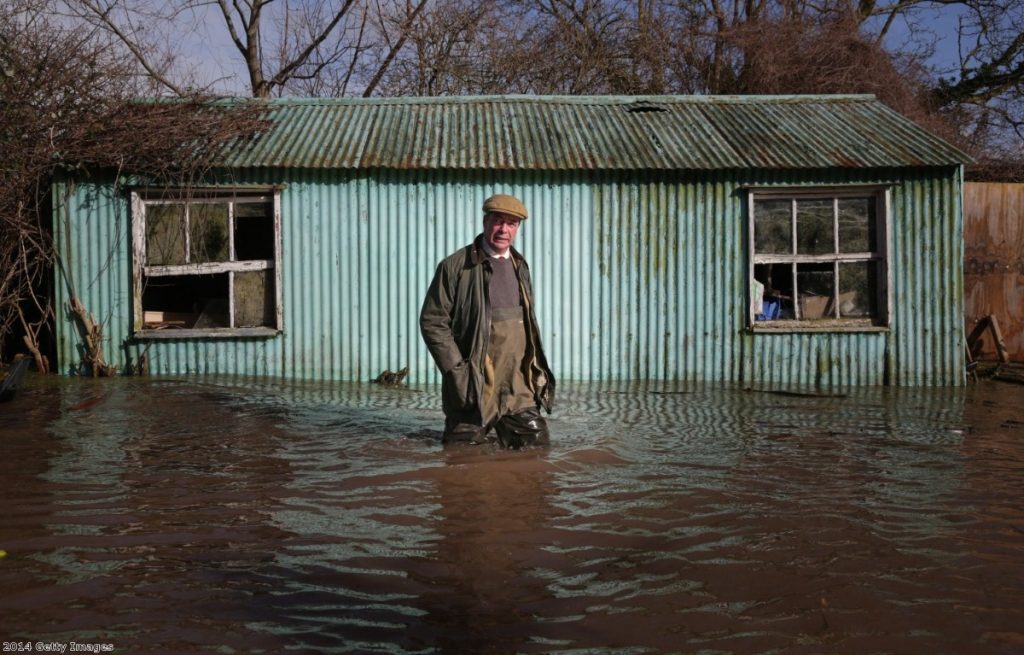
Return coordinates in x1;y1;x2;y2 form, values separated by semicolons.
480;240;511;259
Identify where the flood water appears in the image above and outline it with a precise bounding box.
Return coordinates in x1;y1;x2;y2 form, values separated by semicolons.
2;375;1023;654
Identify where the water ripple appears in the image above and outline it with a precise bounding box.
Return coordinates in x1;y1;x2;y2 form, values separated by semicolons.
1;377;1023;653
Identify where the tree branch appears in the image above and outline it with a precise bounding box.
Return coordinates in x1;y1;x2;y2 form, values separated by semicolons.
932;28;1024;105
268;0;358;92
66;0;189;96
362;0;429;96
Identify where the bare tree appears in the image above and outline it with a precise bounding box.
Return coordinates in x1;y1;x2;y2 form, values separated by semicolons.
1;0;267;371
925;0;1024;152
56;0;429;97
662;0;1023;155
516;0;642;94
50;0;1024;151
219;0;363;97
374;0;482;95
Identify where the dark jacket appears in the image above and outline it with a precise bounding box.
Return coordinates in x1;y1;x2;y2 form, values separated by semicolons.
420;235;554;423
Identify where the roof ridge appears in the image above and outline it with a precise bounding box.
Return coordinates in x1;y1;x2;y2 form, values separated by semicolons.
209;94;879;107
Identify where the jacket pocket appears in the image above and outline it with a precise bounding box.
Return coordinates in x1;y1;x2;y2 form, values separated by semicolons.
442;360;476;414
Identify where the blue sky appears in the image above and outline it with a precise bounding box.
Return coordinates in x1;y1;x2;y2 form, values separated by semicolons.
873;4;970;78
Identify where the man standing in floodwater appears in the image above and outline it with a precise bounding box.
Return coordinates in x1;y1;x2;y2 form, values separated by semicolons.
420;194;555;448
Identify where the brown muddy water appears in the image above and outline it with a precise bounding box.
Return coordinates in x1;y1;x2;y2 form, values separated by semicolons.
1;376;1023;655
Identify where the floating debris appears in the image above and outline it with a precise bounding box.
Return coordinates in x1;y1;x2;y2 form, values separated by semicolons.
372;367;409;386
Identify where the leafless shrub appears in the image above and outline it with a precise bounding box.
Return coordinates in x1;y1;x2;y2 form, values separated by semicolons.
1;1;268;372
719;16;960;141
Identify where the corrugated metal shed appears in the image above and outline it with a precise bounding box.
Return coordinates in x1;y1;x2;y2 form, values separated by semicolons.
52;94;970;387
216;95;970;171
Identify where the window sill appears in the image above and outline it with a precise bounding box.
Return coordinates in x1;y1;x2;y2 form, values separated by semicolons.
751;320;888;334
133;327;281;340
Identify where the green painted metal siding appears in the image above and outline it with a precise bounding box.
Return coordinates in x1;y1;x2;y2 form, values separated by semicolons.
889;169;966;385
52;177;283;378
53;166;964;386
53;177;130;376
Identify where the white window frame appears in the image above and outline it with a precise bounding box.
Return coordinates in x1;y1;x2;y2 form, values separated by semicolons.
747;186;892;333
131;188;283;339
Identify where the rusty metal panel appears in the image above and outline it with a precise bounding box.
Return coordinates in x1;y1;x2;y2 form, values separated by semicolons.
964;182;1024;361
218;95;969;172
695;100;950;169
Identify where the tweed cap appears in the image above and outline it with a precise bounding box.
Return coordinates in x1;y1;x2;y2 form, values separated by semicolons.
482;194;528;220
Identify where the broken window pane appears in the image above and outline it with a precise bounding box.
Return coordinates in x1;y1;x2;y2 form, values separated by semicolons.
796;199;834;255
753;263;795;320
146;204;186;266
796;263;834;319
838;262;878;318
138;191;280;333
234;270;275;327
142;273;229;329
754;200;792;254
838;198;876;253
189;203;230;264
234;202;275;261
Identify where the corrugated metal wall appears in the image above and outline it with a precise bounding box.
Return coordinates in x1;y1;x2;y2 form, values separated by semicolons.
52;176;283;378
53;166;965;386
888;169;966;384
53;177;133;376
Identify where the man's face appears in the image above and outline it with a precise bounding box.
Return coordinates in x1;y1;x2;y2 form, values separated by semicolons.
483;212;521;254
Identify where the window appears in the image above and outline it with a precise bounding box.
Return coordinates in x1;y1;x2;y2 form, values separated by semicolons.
748;187;889;330
131;189;282;337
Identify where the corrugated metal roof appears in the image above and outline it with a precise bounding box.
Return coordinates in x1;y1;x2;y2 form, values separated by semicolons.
216;95;970;171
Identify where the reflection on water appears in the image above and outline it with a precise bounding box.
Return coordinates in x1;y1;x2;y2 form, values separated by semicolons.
1;376;1023;654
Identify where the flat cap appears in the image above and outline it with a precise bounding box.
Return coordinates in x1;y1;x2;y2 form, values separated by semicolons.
482;194;528;220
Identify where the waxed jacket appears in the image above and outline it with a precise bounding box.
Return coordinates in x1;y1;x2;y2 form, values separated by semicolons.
420;235;554;423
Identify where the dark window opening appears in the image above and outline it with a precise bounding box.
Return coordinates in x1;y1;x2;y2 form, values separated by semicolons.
837;261;880;318
754;200;791;254
754;263;793;319
796;263;834;319
235;203;275;260
142;274;229;329
754;261;881;321
838;198;877;253
796;200;834;255
146;204;186;266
